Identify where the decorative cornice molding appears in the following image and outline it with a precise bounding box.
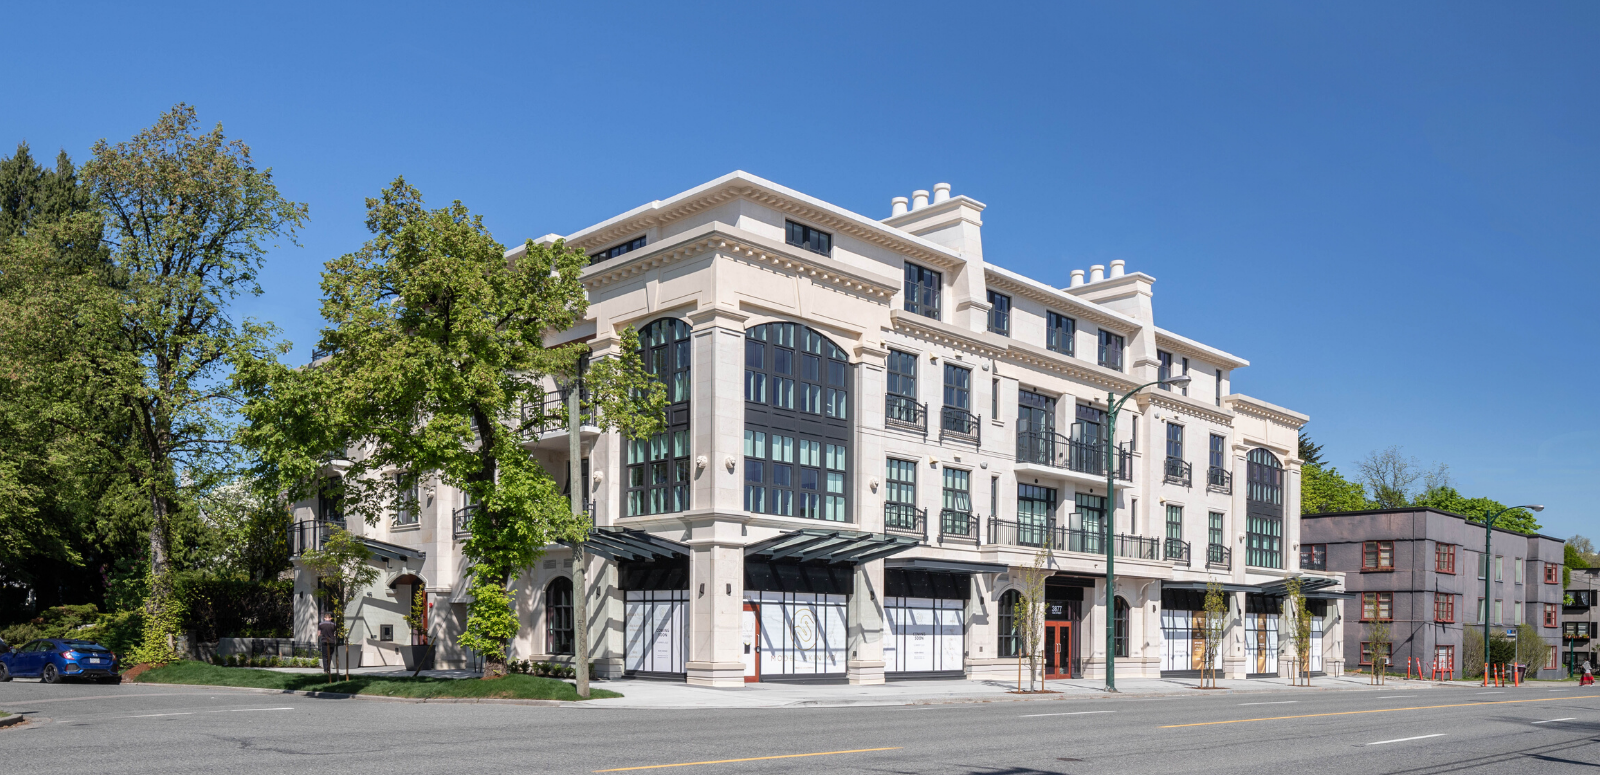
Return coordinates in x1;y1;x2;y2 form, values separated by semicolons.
1143;392;1235;427
984;270;1139;333
889;310;1006;360
1002;340;1141;394
1153;329;1249;369
1226;394;1309;430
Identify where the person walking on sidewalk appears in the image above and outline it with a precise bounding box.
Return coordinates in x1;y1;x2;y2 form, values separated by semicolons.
1582;659;1594;687
318;613;338;682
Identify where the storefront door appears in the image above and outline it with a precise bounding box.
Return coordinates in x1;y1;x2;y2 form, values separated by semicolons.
1044;622;1073;679
742;602;760;682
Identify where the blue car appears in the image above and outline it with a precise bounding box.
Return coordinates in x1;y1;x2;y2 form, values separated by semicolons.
0;638;120;684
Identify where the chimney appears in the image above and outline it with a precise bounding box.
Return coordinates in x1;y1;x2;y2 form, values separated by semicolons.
932;182;951;203
1070;269;1085;288
1110;260;1125;278
911;189;930;210
1090;264;1105;283
891;196;909;217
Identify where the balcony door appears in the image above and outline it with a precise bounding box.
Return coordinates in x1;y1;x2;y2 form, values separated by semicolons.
1071;404;1104;473
1017;390;1056;464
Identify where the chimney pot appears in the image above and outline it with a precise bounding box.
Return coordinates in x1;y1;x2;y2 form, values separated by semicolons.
891;196;909;217
1070;269;1085;288
911;190;930;210
1110;260;1125;278
1090;264;1105;283
932;183;951;203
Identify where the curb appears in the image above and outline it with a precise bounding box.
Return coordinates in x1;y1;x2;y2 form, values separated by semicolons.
0;714;26;729
129;682;565;706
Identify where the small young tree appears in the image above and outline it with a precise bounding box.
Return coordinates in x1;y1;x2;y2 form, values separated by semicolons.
1365;619;1392;684
1514;622;1548;678
1013;549;1051;692
1201;581;1228;688
299;526;379;681
1283;578;1313;686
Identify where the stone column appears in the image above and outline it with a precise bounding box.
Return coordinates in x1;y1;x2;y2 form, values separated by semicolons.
685;524;747;687
848;559;886;684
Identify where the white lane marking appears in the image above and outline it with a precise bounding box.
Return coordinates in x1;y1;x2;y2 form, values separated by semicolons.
1019;711;1117;717
208;707;294;713
130;712;195;718
1532;718;1577;724
1366;734;1446;746
1238;701;1298;706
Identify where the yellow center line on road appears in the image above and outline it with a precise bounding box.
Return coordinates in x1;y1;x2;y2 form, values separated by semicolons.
593;747;902;772
1161;694;1599;728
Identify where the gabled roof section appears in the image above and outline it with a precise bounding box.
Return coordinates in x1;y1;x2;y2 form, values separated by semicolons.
550;171;969;271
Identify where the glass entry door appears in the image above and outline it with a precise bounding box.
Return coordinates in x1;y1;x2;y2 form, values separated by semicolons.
1044;622;1073;679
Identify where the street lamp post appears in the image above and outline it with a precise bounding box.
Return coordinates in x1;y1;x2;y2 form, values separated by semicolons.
1103;373;1190;693
1480;503;1544;679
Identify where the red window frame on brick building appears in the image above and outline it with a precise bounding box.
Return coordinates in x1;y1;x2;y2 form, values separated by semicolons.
1360;641;1390;666
1545;563;1560;584
1433;593;1455;623
1435;543;1455;574
1544;603;1559;628
1362;591;1393;621
1363;541;1394;571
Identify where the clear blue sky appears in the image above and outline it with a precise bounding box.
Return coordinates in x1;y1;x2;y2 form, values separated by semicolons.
9;2;1596;538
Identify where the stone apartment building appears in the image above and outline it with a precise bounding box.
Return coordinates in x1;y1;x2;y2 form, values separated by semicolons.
289;172;1346;686
1563;567;1598;675
1301;507;1565;678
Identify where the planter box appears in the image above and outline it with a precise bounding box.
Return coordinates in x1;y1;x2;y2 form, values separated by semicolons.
400;644;436;672
335;644;363;671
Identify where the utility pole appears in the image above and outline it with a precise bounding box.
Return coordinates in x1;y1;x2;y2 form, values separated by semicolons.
568;382;589;699
1479;503;1542;680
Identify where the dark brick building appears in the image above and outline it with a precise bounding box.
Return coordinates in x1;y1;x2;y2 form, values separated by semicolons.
1301;507;1565;678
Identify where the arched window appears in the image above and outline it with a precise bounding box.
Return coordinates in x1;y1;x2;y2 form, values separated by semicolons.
743;322;852;521
1113;596;1130;657
1245;448;1285;569
998;590;1021;658
626;319;691;517
545;577;574;655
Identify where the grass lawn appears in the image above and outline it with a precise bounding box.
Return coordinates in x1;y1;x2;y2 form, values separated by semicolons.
132;661;620;701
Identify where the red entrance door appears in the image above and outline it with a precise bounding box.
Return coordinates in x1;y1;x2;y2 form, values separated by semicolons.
1044;622;1073;679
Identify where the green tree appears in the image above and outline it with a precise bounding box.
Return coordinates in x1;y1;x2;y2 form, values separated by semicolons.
1297;431;1325;468
0;142;95;240
1283;577;1313;686
299;526;380;681
1568;536;1597;567
1413;486;1542;534
1011;550;1051;692
1300;462;1368;514
1201;581;1228;689
239;178;663;679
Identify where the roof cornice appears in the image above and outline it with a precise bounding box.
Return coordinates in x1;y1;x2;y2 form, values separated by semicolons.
1225;394;1309;429
888;310;1007;360
1142;392;1234;427
1153;328;1249;369
983;265;1140;333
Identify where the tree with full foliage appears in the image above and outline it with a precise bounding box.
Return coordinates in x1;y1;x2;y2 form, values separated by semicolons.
1414;486;1542;535
238;178;664;679
1297;431;1325;468
1200;581;1228;688
1567;535;1597;567
1300;461;1368;515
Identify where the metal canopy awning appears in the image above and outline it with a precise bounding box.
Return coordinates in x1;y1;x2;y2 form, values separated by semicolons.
566;527;689;563
886;558;1009;575
1255;577;1347;598
745;530;920;565
1162;580;1258;594
360;537;426;563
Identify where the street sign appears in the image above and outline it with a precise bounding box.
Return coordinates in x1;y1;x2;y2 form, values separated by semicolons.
1506;629;1518;637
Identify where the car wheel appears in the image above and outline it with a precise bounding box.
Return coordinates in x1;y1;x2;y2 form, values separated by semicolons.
41;663;60;684
0;663;10;682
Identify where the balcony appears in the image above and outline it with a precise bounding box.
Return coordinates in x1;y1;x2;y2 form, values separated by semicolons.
1164;456;1192;487
519;395;600;452
289;520;332;556
1015;431;1134;483
1115;534;1160;561
1206;543;1232;570
454;505;477;536
884;503;927;541
940;407;981;445
1206;466;1232;494
985;517;1158;559
939;509;979;545
1165;538;1191;566
885;394;927;436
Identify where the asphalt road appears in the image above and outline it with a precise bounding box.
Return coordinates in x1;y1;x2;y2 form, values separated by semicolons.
2;679;1597;774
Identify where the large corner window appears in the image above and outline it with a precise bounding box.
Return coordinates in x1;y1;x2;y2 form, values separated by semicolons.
1098;330;1124;371
986;290;1011;336
626;318;691;517
786;220;832;256
904;263;942;320
1245;448;1284;568
745;322;852;522
1046;312;1075;355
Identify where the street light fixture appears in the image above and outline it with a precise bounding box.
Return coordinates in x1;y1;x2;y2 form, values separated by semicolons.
1481;503;1544;676
1103;372;1190;692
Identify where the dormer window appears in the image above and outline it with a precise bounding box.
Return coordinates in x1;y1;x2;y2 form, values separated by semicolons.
986;290;1011;336
1098;330;1124;371
904;263;941;320
786;220;831;256
590;235;647;264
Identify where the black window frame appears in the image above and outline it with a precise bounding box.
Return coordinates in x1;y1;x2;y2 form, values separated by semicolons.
1113;596;1130;657
1046;311;1075;355
744;322;852;523
785;220;832;256
546;576;574;655
903;262;942;320
1209;434;1226;469
998;589;1021;657
1166;422;1184;461
626;318;692;517
1098;330;1124;371
986;290;1011;336
590;235;648;264
1157;350;1174;388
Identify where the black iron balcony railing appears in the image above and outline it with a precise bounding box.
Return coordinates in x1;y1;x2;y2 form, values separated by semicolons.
1015;432;1135;483
454;504;478;535
519;395;594;438
940;407;981;444
884;503;927;539
1164;456;1192;487
1206;466;1232;494
289;520;332;556
1165;537;1191;566
987;517;1059;549
885;394;928;435
939;509;979;544
1207;543;1232;570
985;517;1157;559
1116;533;1160;560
